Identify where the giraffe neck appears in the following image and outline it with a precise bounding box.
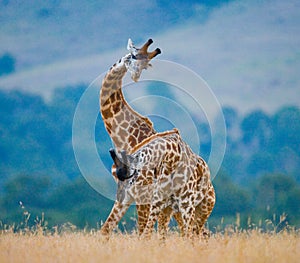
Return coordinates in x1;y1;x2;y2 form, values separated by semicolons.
100;56;127;105
100;55;156;152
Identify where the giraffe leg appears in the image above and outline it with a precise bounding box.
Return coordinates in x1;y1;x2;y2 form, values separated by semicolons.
136;204;150;235
141;201;165;239
157;208;188;239
178;191;197;238
100;201;130;236
194;183;216;238
172;212;185;235
180;205;196;238
157;207;173;239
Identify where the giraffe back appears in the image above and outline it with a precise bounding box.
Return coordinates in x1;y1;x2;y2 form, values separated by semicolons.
117;130;211;209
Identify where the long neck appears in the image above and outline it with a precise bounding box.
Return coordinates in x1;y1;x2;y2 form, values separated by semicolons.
100;57;127;110
100;56;156;152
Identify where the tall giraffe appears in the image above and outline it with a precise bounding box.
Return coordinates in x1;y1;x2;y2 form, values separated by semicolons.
99;39;183;235
110;128;216;239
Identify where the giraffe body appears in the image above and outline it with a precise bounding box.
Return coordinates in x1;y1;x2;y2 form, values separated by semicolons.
111;129;215;238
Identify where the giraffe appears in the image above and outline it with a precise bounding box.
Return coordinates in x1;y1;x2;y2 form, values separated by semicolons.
109;128;216;239
99;38;183;235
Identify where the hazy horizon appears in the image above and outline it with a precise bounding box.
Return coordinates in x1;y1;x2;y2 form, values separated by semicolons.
0;0;299;115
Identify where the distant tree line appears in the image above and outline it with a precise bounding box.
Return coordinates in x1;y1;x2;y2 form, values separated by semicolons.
0;86;299;230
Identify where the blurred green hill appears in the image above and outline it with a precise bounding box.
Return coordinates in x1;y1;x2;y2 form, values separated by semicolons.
0;85;299;230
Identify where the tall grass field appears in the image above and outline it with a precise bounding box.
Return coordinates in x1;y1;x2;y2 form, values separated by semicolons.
1;227;299;263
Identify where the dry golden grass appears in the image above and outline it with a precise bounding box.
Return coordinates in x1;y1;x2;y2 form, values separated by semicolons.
0;229;299;263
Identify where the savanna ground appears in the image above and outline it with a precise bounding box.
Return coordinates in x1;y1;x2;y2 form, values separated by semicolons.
1;226;299;263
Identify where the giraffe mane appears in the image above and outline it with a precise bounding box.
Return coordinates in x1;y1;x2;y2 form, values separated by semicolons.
129;128;180;154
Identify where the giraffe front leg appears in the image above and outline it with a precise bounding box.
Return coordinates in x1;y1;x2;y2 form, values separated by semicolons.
136;204;150;235
157;206;173;239
141;201;165;239
100;201;130;236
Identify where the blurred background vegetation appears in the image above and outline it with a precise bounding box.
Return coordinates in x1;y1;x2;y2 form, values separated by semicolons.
0;0;299;232
0;85;299;231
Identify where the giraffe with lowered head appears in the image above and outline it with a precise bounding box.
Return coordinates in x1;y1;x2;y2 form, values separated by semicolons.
109;128;216;238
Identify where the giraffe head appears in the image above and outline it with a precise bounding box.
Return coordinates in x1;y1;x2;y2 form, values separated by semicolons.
109;149;136;182
109;148;137;203
109;148;153;205
125;38;161;82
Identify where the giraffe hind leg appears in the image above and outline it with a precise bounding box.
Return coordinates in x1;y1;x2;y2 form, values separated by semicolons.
180;204;196;238
177;191;197;238
157;206;173;239
172;211;185;235
194;183;216;238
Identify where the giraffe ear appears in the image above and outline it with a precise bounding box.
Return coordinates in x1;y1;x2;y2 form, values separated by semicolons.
109;148;116;162
109;148;122;167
